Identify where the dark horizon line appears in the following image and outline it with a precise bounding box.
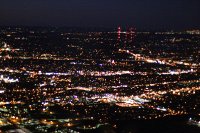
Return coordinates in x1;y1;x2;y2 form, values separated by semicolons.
0;25;199;32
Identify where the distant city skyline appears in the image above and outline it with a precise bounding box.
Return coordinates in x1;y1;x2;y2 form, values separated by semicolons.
1;0;200;30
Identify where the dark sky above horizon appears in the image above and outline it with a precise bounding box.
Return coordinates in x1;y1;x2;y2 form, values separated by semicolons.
1;0;200;30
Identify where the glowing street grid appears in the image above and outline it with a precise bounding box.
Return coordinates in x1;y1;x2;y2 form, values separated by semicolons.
0;27;200;132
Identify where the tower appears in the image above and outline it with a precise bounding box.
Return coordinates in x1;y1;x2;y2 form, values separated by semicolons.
117;26;121;41
128;27;136;42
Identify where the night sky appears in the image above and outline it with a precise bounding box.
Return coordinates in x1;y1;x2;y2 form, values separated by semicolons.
1;0;200;30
